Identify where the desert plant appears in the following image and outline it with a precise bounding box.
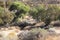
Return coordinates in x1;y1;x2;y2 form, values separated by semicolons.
30;4;60;26
44;5;60;26
9;1;30;23
0;7;14;25
9;1;30;13
30;4;46;22
29;7;38;21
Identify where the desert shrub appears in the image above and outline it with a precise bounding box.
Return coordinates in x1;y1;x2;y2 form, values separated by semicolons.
2;11;14;24
15;13;28;23
46;5;60;20
30;4;60;26
9;3;60;26
0;7;14;25
36;4;46;21
9;1;30;23
30;4;46;22
44;5;60;25
9;1;30;13
0;18;3;24
29;7;38;20
40;5;60;26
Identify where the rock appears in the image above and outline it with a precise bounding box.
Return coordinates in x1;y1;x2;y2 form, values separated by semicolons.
34;22;46;28
17;22;36;30
18;30;40;40
24;26;36;30
50;20;60;26
48;27;60;34
23;22;46;30
48;28;56;34
12;22;30;30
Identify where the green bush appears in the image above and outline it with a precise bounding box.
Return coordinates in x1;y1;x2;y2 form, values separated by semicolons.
0;18;3;24
2;11;14;24
29;7;38;20
44;5;60;24
46;5;60;20
36;4;46;21
9;3;60;25
39;5;60;25
30;4;46;22
11;1;30;13
30;4;60;25
9;1;30;23
0;7;14;25
15;13;28;23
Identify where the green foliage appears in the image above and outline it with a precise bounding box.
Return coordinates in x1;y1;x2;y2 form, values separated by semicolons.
44;5;60;24
0;7;14;25
0;18;3;24
36;4;46;21
30;4;60;25
36;4;45;12
2;11;14;23
0;7;4;16
43;5;60;24
30;7;38;19
10;1;30;23
15;13;28;23
12;1;30;13
30;4;46;21
46;5;60;20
